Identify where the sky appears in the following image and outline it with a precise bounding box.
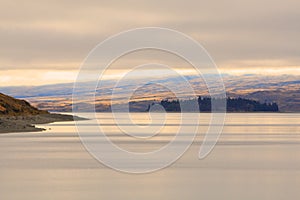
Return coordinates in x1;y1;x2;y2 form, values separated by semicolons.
0;0;300;86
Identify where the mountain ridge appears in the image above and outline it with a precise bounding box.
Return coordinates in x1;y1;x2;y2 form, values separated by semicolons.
0;74;299;112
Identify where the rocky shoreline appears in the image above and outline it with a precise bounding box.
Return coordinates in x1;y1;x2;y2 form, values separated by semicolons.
0;113;85;134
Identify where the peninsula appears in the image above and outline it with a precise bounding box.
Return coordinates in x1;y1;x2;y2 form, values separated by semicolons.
0;93;82;133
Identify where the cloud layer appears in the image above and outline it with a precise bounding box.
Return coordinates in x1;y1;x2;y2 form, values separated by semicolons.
0;0;299;85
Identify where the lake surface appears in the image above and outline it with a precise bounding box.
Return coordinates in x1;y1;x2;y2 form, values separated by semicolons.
0;113;300;200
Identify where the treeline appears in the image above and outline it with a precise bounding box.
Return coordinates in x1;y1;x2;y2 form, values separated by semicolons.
148;97;279;112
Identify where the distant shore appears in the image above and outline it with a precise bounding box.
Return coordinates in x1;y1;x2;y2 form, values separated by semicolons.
0;113;85;134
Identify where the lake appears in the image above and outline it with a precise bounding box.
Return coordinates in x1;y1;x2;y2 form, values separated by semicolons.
0;113;299;200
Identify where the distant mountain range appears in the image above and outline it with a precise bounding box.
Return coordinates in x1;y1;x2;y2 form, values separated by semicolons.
0;74;299;112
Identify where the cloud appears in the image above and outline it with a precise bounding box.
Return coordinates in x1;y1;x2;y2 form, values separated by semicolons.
0;70;78;86
0;0;299;74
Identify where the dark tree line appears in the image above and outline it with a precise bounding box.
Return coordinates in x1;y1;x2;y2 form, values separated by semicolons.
226;97;279;112
148;97;279;112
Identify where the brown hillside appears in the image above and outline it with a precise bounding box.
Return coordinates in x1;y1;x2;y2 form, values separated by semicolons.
0;93;48;116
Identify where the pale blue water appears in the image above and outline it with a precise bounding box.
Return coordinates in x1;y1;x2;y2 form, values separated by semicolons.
0;113;299;200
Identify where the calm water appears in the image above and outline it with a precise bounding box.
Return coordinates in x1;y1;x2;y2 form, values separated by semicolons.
0;113;300;200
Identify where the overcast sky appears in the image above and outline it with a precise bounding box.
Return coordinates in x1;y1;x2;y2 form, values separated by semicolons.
1;0;300;86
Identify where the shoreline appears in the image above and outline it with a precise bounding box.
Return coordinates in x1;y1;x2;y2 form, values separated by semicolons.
0;113;86;134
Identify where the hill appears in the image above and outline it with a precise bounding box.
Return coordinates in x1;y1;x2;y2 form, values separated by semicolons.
0;93;84;133
0;93;48;116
